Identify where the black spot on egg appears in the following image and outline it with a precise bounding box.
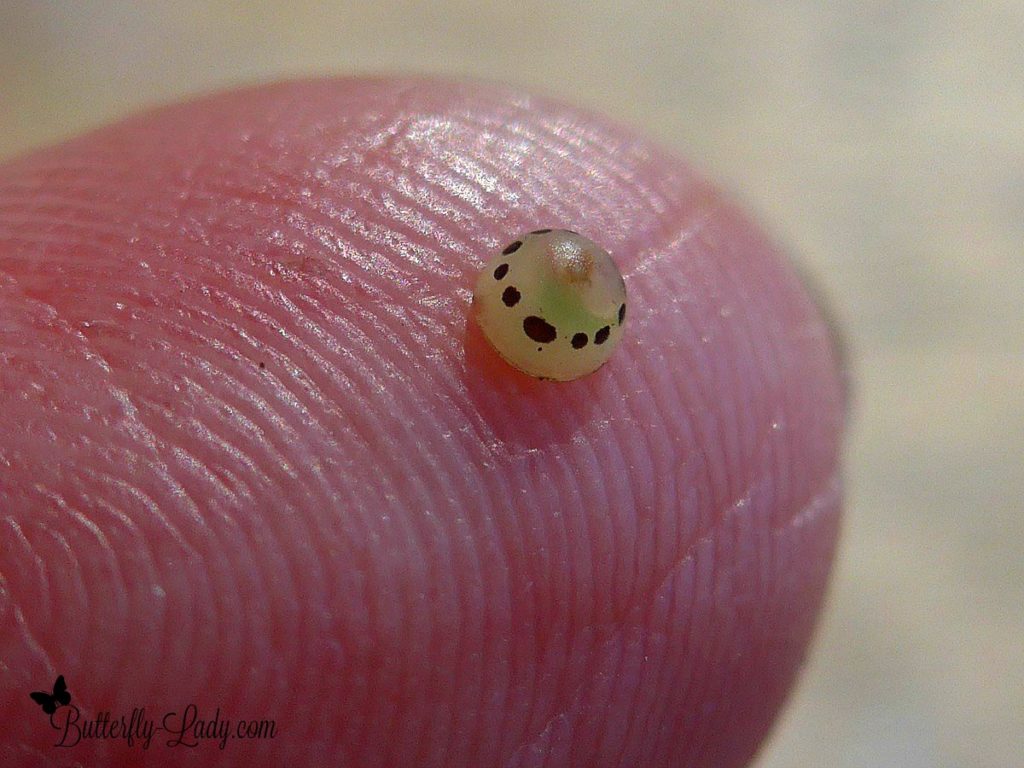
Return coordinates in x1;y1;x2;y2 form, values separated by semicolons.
571;332;588;349
494;263;509;279
594;325;611;345
502;286;521;307
502;241;522;255
618;303;626;324
523;316;557;343
530;228;552;234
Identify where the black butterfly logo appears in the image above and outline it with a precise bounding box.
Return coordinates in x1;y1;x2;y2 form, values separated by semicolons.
30;675;71;715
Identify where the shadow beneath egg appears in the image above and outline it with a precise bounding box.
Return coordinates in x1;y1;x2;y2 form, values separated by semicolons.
460;314;608;452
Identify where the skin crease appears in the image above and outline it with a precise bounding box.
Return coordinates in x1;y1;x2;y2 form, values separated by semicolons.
0;78;844;767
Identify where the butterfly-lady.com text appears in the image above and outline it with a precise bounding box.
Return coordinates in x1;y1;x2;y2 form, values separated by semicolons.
51;704;276;750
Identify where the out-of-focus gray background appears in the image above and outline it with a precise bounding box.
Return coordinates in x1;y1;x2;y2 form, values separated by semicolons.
2;2;1021;766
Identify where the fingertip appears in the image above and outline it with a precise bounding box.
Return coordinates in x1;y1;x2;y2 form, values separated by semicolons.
0;77;845;768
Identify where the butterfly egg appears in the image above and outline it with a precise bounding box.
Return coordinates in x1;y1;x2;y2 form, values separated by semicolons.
472;229;627;381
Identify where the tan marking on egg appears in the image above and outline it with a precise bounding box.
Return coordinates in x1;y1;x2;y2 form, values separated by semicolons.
549;238;594;285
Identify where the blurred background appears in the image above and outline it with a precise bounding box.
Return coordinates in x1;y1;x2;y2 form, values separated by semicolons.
1;2;1021;766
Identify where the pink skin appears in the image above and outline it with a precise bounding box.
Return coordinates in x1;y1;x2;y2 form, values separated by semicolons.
0;78;845;767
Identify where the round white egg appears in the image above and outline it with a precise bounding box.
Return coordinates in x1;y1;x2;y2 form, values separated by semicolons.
472;229;627;381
